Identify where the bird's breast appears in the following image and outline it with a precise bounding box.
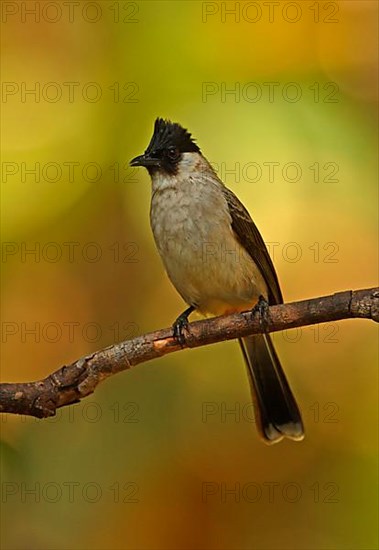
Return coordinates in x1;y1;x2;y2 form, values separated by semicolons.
150;178;267;314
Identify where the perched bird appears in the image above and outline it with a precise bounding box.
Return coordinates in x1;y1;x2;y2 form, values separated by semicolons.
130;118;304;444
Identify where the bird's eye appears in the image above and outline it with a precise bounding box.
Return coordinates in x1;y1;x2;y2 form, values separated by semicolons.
166;147;179;161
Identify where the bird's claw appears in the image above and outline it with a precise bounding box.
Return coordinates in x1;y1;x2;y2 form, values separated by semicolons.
251;295;270;331
172;317;188;347
172;306;194;347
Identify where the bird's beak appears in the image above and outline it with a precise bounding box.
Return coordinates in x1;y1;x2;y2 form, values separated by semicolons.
130;153;160;168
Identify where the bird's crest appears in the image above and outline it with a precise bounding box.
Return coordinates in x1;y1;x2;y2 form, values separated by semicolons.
145;118;200;154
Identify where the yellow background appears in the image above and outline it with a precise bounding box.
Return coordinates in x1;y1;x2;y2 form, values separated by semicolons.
1;1;378;549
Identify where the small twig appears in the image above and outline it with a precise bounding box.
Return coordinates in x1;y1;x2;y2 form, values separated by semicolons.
0;287;377;418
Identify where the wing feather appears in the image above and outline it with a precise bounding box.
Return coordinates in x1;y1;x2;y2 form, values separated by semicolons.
222;186;283;305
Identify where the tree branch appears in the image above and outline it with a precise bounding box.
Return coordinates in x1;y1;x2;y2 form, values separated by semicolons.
1;287;378;418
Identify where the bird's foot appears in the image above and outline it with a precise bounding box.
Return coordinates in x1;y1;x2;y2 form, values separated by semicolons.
251;295;270;331
172;306;195;347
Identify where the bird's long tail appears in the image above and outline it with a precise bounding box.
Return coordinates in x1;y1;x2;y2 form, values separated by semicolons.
239;334;304;444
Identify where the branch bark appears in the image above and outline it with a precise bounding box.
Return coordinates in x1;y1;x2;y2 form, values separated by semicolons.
1;287;378;418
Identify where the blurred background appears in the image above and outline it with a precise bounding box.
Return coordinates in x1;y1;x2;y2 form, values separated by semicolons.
1;1;378;548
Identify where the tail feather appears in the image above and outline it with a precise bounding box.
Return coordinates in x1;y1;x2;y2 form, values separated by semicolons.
239;334;304;444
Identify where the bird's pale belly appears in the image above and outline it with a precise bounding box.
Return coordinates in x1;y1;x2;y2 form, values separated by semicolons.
151;202;268;316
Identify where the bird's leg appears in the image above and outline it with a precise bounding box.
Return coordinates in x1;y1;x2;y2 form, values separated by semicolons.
172;306;195;347
251;295;270;332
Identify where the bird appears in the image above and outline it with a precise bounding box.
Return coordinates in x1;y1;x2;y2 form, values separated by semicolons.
130;118;304;444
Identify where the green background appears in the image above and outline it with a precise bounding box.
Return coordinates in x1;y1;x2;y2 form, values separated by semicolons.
1;1;378;549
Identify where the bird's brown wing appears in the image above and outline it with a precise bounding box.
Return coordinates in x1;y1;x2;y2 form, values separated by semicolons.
222;186;283;305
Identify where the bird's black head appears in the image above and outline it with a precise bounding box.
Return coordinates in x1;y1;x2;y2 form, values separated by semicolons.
130;118;200;175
